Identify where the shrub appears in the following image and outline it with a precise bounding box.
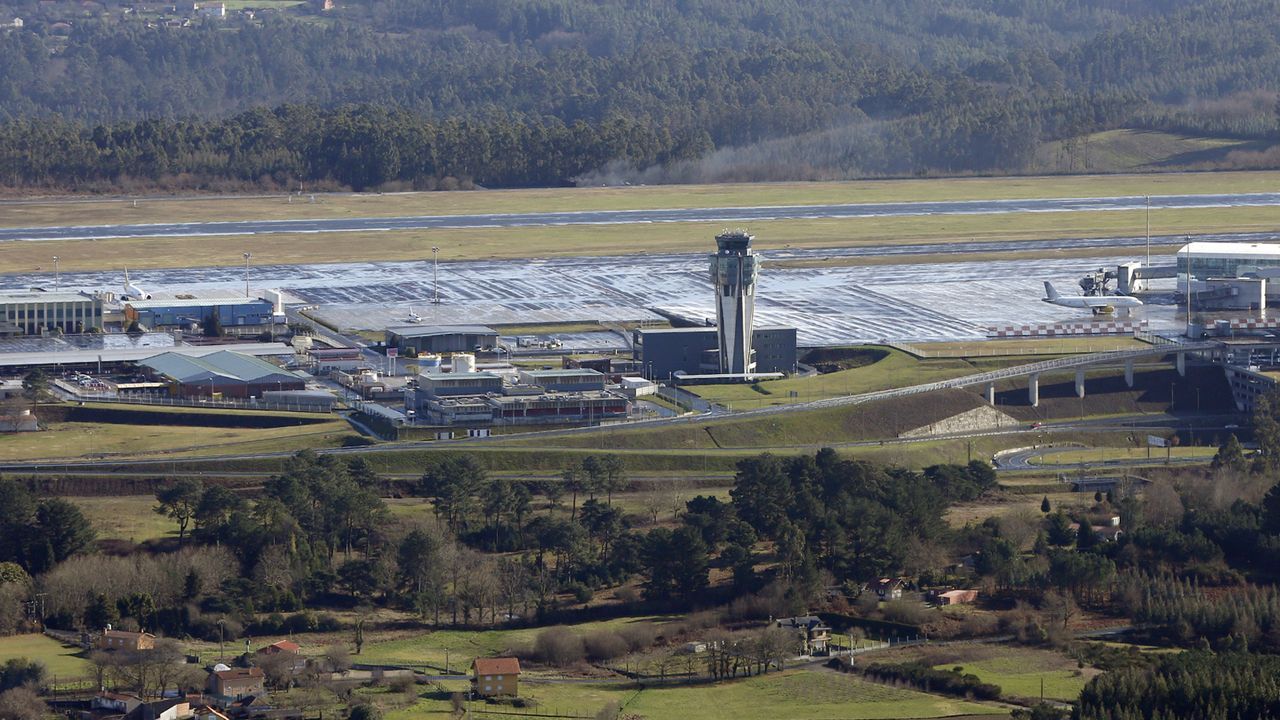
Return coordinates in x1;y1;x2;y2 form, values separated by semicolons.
881;599;927;626
566;583;593;604
862;662;1001;700
533;627;585;667
617;622;658;652
584;631;628;662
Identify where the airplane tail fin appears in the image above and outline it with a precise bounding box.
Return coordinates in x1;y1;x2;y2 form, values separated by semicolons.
1044;281;1060;300
124;267;130;284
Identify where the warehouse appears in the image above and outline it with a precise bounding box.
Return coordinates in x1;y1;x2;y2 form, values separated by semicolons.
385;325;499;354
139;350;304;398
125;297;276;331
0;291;104;335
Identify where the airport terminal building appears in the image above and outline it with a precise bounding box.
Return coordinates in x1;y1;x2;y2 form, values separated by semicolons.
0;291;104;335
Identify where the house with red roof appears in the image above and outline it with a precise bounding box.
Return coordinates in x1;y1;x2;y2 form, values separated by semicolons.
471;657;520;697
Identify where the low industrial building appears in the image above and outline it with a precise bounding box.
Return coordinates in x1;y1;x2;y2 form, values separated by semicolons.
124;297;276;331
385;325;499;354
518;368;606;392
139;350;304;398
0;290;104;335
308;347;367;373
632;325;798;381
407;368;629;426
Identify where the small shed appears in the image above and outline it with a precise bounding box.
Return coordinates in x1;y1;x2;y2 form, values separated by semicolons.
937;589;979;606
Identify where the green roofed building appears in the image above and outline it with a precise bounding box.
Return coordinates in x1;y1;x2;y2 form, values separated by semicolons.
139;350;305;398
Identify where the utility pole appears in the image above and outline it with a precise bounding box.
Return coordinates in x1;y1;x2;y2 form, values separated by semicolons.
1145;195;1151;271
431;246;441;304
242;252;252;298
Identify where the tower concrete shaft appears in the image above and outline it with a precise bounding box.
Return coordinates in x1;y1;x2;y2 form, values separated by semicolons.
709;230;759;374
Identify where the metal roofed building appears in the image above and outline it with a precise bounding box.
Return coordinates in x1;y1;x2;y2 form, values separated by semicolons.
0;290;104;335
124;297;275;330
139;350;305;398
517;368;606;392
385;325;499;353
631;325;797;381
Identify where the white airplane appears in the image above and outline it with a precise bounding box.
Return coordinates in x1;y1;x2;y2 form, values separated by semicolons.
122;268;152;300
1043;281;1141;314
404;306;423;323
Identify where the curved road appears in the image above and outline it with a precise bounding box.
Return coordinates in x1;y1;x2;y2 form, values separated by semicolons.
3;192;1280;242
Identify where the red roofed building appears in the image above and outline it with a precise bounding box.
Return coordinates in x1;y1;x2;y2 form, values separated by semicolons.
471;657;520;697
258;639;301;655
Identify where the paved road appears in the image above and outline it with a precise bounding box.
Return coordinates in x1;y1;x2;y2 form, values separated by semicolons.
3;193;1279;242
0;346;1224;474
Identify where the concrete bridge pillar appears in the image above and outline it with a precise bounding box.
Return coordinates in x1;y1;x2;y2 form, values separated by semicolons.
985;383;995;405
1124;358;1135;388
1028;373;1039;407
1075;368;1086;399
1176;352;1186;377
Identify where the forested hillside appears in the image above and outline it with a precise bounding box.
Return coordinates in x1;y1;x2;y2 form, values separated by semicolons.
0;0;1278;189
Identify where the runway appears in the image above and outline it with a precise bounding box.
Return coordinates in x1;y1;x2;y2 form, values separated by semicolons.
2;192;1279;242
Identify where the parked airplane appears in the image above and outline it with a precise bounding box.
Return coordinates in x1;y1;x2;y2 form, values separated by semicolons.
122;268;152;300
1043;281;1142;314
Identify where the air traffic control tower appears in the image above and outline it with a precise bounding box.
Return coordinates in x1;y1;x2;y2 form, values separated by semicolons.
709;230;759;374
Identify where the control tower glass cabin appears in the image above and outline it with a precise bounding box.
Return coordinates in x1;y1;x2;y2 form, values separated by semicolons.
709;231;760;374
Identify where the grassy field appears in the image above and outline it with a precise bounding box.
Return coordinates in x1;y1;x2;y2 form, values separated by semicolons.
1030;445;1217;465
7;170;1280;227
685;348;999;409
1031;129;1263;174
905;337;1149;358
929;646;1099;702
67;495;175;543
385;669;1005;719
0;634;92;680
0;419;354;461
945;491;1084;528
5;196;1280;275
360;616;677;672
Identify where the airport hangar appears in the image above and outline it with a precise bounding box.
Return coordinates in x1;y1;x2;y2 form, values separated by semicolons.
138;350;305;399
385;325;500;354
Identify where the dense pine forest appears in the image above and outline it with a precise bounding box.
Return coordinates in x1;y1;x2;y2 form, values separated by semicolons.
0;0;1278;189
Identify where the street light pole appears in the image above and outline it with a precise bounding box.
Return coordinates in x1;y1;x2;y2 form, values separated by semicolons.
1145;195;1151;271
431;246;441;304
242;252;252;298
